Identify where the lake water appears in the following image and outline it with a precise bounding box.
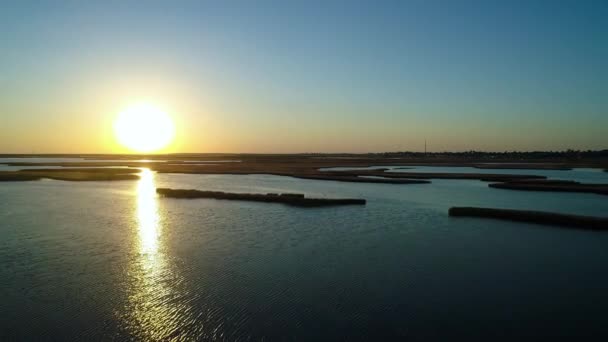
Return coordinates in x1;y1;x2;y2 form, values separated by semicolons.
1;162;608;340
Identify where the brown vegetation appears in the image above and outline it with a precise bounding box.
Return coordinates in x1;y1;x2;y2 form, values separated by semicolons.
449;207;608;230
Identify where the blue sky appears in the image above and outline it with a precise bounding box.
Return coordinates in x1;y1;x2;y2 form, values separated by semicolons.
1;0;606;153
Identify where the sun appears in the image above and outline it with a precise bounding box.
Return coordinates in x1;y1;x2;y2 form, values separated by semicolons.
114;102;175;153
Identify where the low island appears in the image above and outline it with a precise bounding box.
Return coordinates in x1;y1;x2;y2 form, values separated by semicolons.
488;179;608;196
0;168;141;181
156;188;366;207
449;206;608;230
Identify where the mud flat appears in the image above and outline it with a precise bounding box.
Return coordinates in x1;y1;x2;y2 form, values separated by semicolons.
0;168;140;181
157;188;366;207
489;180;608;196
449;207;608;230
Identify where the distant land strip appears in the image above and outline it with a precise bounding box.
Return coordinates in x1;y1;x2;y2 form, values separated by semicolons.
449;207;608;230
2;154;607;184
0;168;140;181
1;149;607;161
473;164;572;170
0;159;550;184
291;174;429;184
488;180;608;196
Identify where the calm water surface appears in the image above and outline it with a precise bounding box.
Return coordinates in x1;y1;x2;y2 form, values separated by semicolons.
1;165;608;340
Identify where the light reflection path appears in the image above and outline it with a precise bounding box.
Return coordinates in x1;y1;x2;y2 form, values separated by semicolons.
124;168;194;341
137;169;160;254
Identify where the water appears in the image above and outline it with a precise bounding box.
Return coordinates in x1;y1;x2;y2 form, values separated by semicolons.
1;165;608;340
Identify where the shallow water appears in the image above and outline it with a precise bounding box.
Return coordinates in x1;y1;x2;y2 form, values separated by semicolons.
1;166;608;340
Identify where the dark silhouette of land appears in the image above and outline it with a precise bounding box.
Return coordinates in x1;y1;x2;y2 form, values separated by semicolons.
449;207;608;230
488;179;608;195
0;173;41;181
3;149;608;162
157;188;366;207
473;164;572;170
0;168;140;181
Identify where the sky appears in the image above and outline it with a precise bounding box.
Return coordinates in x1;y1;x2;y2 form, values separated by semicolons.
1;0;606;153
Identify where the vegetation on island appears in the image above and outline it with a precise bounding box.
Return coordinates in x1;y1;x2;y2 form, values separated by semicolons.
488;180;608;196
449;207;608;230
157;188;366;207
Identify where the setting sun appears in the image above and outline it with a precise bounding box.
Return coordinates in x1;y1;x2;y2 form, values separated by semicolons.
114;103;175;153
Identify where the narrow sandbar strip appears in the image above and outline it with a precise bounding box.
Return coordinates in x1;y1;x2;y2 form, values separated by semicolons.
449;207;608;230
157;188;366;207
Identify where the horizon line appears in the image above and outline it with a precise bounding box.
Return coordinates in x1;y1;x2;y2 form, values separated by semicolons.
1;149;607;156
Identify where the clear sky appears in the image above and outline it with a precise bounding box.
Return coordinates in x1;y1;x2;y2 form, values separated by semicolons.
1;0;606;153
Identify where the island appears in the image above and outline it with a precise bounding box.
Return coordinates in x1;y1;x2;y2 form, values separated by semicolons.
0;168;141;181
449;207;608;230
488;179;608;196
156;188;366;207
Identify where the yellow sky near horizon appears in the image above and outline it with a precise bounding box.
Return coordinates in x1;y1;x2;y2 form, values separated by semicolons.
1;63;605;154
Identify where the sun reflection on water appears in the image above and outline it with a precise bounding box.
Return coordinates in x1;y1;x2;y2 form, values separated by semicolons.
137;169;160;254
124;168;193;340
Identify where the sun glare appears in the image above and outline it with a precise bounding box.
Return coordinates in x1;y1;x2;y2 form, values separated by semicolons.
114;103;175;153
